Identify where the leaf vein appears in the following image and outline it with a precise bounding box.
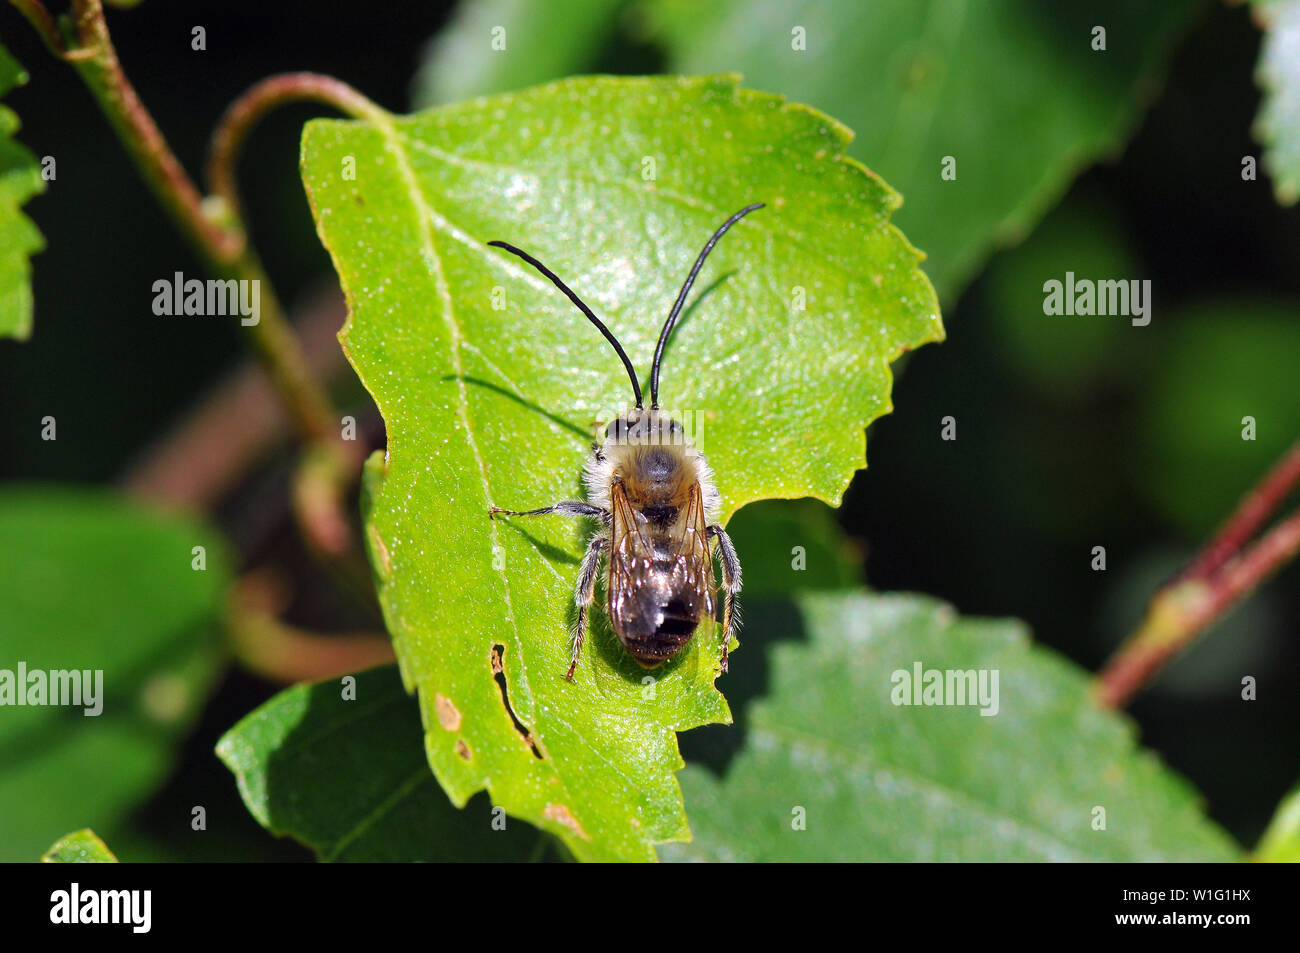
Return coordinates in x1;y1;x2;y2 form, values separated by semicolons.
321;766;433;861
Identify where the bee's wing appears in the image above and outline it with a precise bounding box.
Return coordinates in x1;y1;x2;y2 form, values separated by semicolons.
668;480;716;621
607;481;715;636
608;481;655;624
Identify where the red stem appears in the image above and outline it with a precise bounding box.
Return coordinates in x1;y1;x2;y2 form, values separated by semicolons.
206;72;388;225
1096;493;1300;708
65;0;244;260
1183;440;1300;581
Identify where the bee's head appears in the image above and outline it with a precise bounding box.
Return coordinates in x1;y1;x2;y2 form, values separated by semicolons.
604;408;685;447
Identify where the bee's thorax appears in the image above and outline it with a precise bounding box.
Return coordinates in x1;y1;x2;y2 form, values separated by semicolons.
581;410;720;522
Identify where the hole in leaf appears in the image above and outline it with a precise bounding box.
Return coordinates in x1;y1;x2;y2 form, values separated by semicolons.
491;643;545;760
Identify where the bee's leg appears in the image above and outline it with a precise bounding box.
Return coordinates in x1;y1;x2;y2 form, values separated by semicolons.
490;501;609;523
567;535;608;680
707;525;743;673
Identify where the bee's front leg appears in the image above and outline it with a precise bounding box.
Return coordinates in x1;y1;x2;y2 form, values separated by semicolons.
568;535;608;680
489;500;610;523
707;525;743;673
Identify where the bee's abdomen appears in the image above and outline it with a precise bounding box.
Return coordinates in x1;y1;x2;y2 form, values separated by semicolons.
610;571;701;667
620;602;700;667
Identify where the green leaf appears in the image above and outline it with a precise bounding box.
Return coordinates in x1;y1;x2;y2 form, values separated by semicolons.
413;0;630;107
664;592;1239;861
301;74;941;860
217;665;556;861
645;0;1202;299
0;40;46;340
1255;779;1300;862
1253;0;1300;203
0;487;228;861
220;503;861;862
41;829;119;863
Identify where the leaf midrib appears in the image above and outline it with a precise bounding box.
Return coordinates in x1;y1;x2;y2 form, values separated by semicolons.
369;112;589;837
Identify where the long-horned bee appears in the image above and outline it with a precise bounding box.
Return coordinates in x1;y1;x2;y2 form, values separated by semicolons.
487;203;762;680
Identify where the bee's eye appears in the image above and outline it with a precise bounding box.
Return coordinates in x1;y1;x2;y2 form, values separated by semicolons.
605;415;683;444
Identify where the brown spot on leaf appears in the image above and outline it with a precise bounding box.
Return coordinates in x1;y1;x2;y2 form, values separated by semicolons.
544;803;589;841
455;739;472;760
435;693;461;731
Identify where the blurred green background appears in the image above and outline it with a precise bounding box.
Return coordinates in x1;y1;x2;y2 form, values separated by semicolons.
1;0;1297;859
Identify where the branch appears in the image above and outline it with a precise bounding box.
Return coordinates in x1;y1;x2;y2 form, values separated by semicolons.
13;0;392;650
206;72;389;225
37;1;346;452
202;74;391;557
63;0;243;260
14;1;391;558
1181;440;1300;581
8;0;79;59
1095;440;1300;708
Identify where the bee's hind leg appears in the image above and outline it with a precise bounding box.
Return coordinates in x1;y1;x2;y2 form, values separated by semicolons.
566;535;608;680
707;525;743;673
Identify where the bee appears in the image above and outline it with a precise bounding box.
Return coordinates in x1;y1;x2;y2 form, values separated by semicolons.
487;203;762;680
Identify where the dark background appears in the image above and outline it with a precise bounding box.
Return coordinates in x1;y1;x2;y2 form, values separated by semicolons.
1;0;1296;857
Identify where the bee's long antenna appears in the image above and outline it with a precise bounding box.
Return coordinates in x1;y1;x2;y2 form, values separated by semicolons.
649;202;764;408
488;240;644;408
